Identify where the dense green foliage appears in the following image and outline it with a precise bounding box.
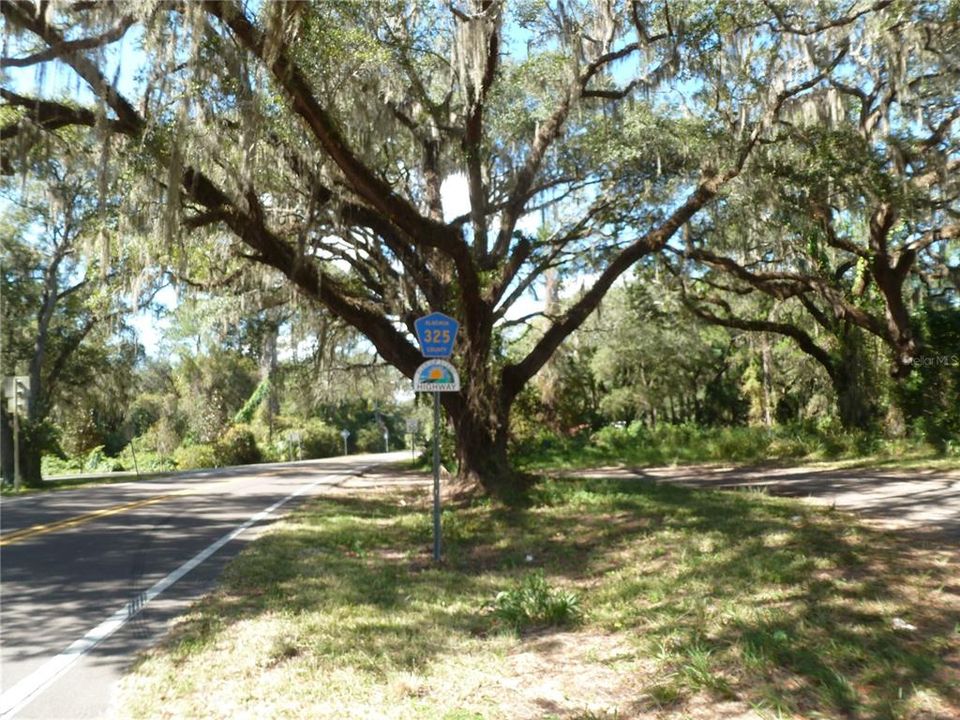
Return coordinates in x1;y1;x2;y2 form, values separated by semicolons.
896;305;960;452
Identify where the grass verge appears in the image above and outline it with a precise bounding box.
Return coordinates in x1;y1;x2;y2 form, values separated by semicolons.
117;475;959;719
0;471;174;496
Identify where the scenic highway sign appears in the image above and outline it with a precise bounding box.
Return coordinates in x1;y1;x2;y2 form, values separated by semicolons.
414;312;459;357
413;360;461;392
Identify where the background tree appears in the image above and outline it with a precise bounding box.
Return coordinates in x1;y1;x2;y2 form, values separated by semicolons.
672;5;960;426
586;277;745;427
0;143;154;485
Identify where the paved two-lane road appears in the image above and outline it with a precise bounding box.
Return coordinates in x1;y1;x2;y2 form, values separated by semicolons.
0;452;409;720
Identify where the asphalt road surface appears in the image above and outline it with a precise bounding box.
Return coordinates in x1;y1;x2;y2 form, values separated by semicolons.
0;452;409;720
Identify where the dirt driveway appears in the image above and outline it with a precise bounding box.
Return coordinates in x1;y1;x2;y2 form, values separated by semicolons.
566;464;960;544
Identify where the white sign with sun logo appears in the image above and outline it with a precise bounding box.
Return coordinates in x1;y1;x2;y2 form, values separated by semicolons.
413;359;461;392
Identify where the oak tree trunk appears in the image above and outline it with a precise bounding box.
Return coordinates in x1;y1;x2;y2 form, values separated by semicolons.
452;402;515;496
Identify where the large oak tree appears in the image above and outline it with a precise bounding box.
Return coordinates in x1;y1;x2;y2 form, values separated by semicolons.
2;0;908;493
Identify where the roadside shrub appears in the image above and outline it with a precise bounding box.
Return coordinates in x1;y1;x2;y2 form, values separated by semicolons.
173;443;218;470
41;454;82;477
590;423;631;450
706;426;771;461
894;304;960;450
124;446;177;473
355;424;388;453
509;427;578;466
517;418;946;471
215;424;261;466
266;418;342;460
139;415;183;456
766;436;810;459
490;571;582;633
300;419;342;458
83;445;125;473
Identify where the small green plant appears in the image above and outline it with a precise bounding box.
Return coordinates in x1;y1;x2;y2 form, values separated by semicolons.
679;642;733;697
490;571;582;633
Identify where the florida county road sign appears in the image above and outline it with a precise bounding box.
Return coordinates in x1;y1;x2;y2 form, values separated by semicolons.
414;360;461;392
414;312;459;357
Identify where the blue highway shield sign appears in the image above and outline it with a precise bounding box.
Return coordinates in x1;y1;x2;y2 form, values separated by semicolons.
414;312;459;357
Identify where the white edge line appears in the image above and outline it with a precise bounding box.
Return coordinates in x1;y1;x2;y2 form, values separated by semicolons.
0;469;360;719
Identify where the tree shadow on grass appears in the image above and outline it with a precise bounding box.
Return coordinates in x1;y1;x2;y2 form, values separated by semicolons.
137;491;503;680
529;477;959;719
133;480;958;719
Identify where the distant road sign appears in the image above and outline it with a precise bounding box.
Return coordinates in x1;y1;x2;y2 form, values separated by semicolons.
413;360;461;392
2;376;29;415
414;313;459;357
405;419;419;433
2;376;29;397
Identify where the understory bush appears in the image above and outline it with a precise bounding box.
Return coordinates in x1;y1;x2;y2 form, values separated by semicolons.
515;420;945;470
260;417;342;462
173;443;218;470
214;424;261;466
895;305;960;450
295;418;341;459
40;454;83;476
83;445;125;473
355;424;389;453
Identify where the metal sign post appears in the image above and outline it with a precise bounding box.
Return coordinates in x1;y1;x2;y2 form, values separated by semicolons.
432;392;441;561
340;429;350;456
413;361;462;561
405;418;419;461
2;376;30;490
413;313;461;562
12;400;20;490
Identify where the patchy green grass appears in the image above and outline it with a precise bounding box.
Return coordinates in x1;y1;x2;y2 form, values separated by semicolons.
117;476;959;719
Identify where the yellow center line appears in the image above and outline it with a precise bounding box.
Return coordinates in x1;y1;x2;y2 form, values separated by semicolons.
0;486;212;547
